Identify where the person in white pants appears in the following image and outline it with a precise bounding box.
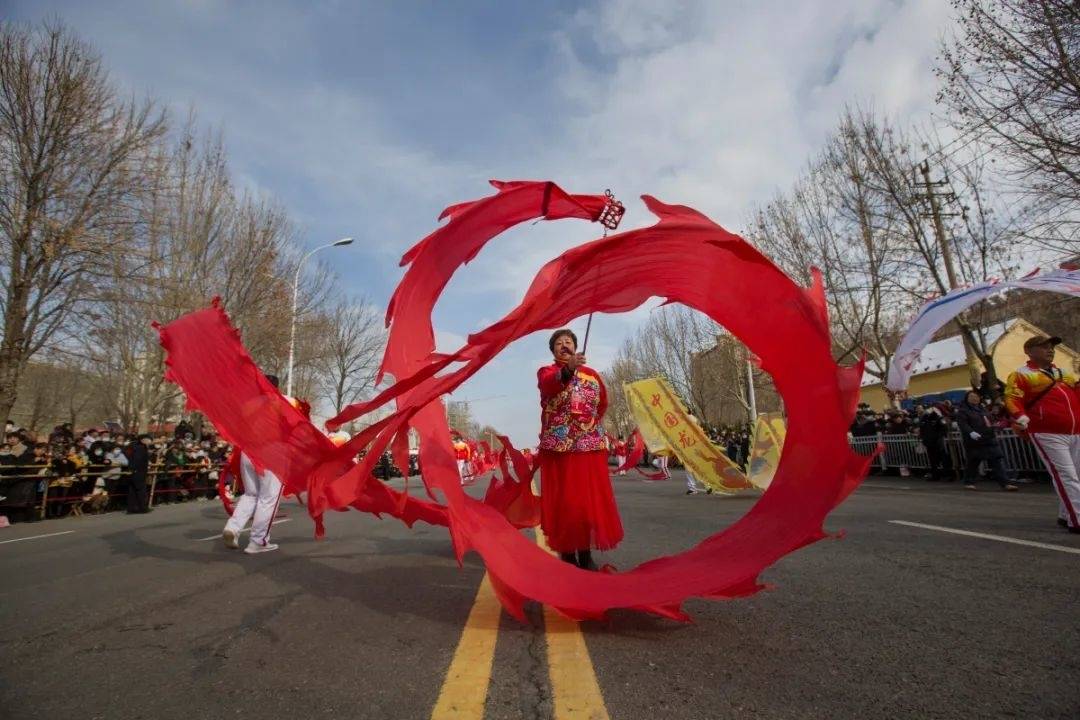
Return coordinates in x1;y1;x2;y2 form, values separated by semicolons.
223;453;283;553
685;469;709;494
1005;335;1080;533
654;453;671;479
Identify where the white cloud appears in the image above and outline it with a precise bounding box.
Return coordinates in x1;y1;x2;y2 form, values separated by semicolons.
451;0;958;444
434;328;467;354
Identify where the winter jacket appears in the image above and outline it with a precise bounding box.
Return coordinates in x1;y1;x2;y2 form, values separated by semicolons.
955;402;1004;460
1004;362;1080;434
917;409;949;443
128;442;150;482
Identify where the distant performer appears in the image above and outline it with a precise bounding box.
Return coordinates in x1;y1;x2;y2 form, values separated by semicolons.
537;329;623;570
453;438;471;483
612;434;627;476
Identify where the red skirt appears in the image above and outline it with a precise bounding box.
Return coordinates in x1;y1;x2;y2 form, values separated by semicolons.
539;449;624;553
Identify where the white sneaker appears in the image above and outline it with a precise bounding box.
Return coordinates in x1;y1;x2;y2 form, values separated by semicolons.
222;529;239;549
244;542;279;555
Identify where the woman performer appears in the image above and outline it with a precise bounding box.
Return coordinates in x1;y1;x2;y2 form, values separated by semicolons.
537;329;624;570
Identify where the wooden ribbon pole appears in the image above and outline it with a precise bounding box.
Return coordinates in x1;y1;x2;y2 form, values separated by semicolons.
581;189;625;355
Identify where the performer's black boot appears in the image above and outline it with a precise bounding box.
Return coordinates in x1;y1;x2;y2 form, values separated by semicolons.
559;552;577;565
576;550;597;571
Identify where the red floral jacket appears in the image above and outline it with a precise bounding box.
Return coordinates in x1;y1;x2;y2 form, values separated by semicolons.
537;363;607;452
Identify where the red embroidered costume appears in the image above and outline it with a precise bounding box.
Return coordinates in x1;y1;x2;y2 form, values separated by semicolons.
537;359;624;556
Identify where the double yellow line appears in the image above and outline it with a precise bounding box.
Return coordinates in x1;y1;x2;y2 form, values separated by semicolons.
431;531;610;719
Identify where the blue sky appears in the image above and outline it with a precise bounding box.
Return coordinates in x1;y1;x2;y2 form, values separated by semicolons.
9;0;956;445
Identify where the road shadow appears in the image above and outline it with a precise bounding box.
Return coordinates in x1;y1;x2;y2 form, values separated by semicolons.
95;516;492;629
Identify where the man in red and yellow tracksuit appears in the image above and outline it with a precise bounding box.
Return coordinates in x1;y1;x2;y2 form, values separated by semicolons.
1004;335;1080;533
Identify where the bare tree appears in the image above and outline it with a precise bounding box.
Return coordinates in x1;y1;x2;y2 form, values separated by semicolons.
602;324;779;431
751;131;906;377
79;117;332;430
11;349;110;431
690;333;780;427
318;298;383;415
446;400;480;439
851;108;1016;388
749;106;1020;390
937;0;1080;251
600;337;643;437
624;305;723;417
0;21;166;424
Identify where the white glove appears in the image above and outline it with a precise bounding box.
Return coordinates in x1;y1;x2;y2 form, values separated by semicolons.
969;431;981;441
1015;415;1030;430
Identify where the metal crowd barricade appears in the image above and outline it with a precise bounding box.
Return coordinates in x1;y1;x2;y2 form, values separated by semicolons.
0;463;53;520
993;431;1046;474
0;460;227;521
146;460;226;506
852;430;1047;478
879;434;928;472
848;435;885;473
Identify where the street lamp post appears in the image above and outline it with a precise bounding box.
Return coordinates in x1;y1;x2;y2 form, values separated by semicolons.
286;237;353;397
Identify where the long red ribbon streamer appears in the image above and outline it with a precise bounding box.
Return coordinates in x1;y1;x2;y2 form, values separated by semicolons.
158;180;874;621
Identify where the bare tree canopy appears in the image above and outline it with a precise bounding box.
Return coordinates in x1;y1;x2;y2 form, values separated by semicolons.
937;0;1080;251
0;20;166;423
318;298;383;415
749;105;1020;387
600;306;777;430
80;118;325;431
446;400;480;440
600;338;642;437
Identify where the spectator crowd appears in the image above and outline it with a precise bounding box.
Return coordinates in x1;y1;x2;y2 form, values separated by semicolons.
0;420;233;525
848;398;1013;439
848;395;1030;490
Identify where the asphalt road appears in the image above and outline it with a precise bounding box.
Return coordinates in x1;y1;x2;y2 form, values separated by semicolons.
1;472;1077;720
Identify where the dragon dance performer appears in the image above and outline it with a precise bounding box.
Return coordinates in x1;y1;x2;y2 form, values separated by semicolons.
221;373;292;554
537;329;624;570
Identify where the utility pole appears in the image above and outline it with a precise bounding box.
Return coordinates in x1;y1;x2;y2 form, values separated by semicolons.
745;348;757;423
918;161;962;290
915;161;986;392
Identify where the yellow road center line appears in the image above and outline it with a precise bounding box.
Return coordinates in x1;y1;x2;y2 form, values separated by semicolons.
431;574;501;719
536;530;611;720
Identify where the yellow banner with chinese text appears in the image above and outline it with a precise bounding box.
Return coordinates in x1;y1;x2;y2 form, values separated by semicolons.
624;378;752;493
625;385;670;455
766;413;786;451
748;413;785;490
